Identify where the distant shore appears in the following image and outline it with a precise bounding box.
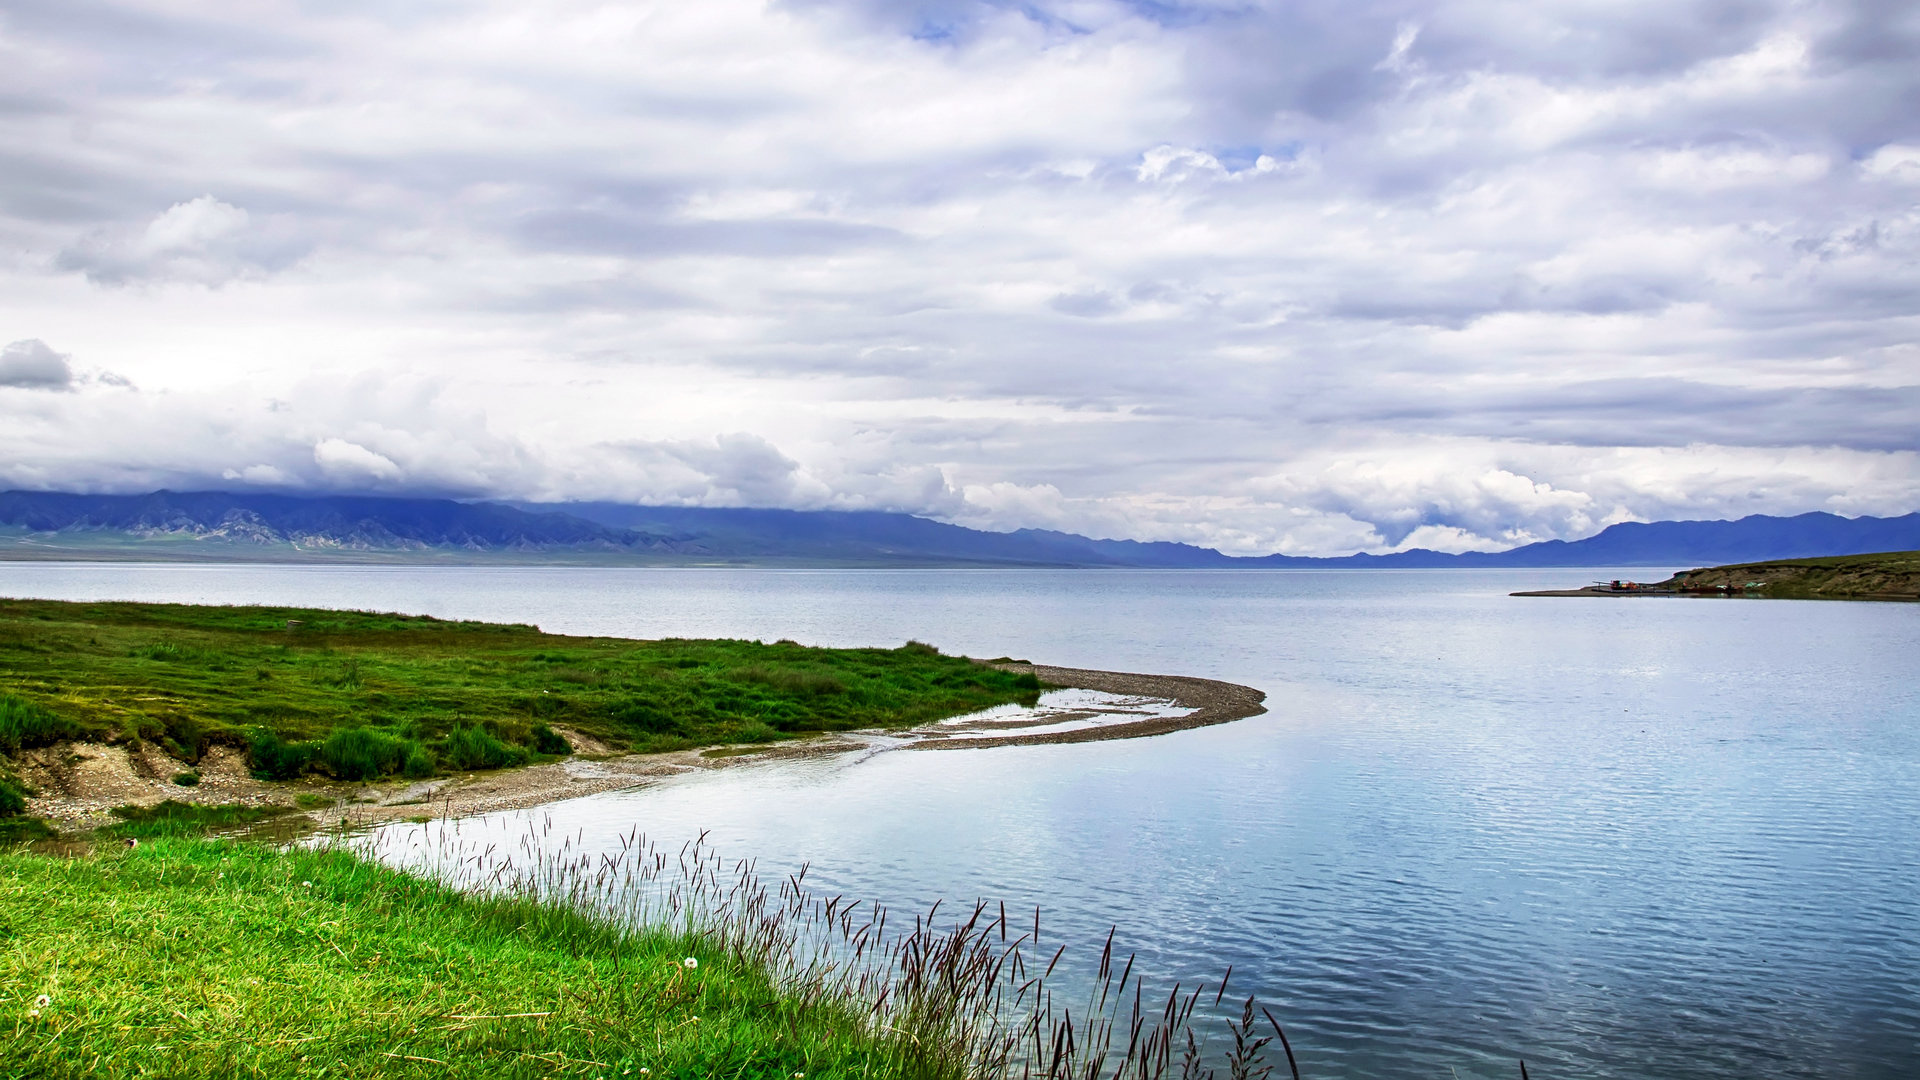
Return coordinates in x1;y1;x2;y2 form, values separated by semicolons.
1512;549;1920;602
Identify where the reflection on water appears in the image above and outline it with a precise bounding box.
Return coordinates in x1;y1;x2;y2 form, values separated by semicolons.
916;687;1191;741
3;562;1917;1079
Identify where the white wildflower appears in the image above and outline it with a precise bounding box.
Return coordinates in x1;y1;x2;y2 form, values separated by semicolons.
301;881;313;888
34;995;50;1008
681;956;698;970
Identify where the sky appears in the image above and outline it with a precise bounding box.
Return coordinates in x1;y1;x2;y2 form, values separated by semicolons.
0;0;1916;556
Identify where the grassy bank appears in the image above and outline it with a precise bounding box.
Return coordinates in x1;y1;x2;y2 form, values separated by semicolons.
1663;549;1920;600
0;597;1041;783
0;838;897;1079
1;822;1299;1080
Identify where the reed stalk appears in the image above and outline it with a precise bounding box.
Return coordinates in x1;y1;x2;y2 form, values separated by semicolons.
356;818;1299;1079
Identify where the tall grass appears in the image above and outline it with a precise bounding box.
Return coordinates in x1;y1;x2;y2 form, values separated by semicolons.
734;664;849;697
318;727;432;781
366;821;1305;1080
442;724;522;771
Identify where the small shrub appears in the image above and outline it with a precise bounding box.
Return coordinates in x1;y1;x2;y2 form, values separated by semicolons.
0;779;26;817
529;723;571;756
0;695;83;752
442;725;515;771
171;772;200;787
133;641;188;662
318;727;414;782
1011;671;1042;691
900;640;940;656
401;745;437;779
248;728;316;781
732;721;781;744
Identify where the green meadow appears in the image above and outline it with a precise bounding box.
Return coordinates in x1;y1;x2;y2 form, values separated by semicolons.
0;597;1041;784
0;838;910;1080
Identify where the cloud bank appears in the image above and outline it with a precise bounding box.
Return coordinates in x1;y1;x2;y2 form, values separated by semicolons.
0;0;1915;554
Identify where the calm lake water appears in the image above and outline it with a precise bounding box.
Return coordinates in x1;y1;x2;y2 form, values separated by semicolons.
4;562;1917;1079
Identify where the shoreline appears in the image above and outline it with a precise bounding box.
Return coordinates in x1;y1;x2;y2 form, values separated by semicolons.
20;664;1268;831
911;662;1267;750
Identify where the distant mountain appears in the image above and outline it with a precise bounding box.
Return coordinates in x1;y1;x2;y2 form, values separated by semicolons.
507;501;1229;566
1;490;1915;568
0;490;662;554
534;501;1920;568
1386;512;1920;568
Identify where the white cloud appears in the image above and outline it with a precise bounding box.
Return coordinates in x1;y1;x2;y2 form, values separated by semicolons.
222;464;293;486
1862;144;1920;182
56;197;306;286
312;439;403;483
0;340;73;390
144;197;251;254
0;0;1913;553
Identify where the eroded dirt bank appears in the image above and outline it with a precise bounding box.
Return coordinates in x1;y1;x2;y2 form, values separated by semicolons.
18;664;1267;831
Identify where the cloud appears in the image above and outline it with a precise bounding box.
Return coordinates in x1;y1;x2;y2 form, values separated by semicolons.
1861;143;1920;182
0;0;1913;553
313;438;403;484
0;340;73;390
56;196;308;286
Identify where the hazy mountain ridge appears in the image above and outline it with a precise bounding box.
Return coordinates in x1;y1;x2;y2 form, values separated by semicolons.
2;490;1916;567
0;491;665;554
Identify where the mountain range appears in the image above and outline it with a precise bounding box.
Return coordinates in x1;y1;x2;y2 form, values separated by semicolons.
0;489;1915;568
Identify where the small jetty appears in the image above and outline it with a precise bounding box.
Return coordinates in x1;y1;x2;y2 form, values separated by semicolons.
1513;578;1680;598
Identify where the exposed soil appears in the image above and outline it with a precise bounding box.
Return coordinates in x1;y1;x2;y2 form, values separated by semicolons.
15;665;1269;831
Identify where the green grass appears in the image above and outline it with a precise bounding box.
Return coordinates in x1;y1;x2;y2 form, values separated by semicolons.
0;808;1295;1080
0;597;1043;782
94;800;303;842
0;839;905;1079
1666;548;1920;600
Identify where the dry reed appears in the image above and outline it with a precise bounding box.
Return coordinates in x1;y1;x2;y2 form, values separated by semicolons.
356;818;1305;1080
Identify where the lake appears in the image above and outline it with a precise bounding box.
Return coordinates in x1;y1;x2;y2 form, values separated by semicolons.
3;561;1915;1078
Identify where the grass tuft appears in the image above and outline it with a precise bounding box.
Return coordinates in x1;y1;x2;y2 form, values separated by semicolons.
441;725;520;771
318;727;422;782
0;694;85;753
